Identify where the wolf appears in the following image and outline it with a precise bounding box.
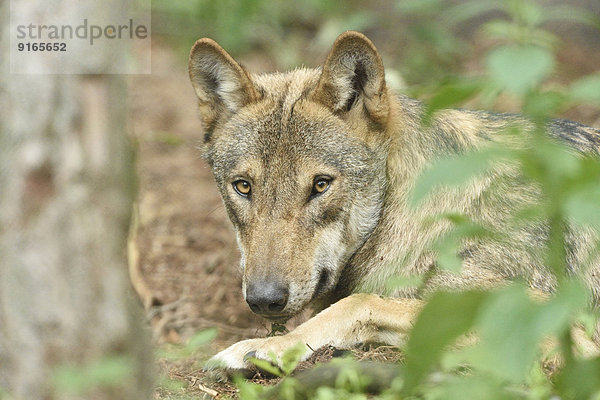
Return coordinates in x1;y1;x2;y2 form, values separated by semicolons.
188;31;600;374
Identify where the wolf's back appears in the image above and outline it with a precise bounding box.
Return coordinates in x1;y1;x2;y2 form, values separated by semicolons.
550;118;600;153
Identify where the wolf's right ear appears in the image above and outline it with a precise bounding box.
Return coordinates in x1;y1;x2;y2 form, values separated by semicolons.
188;38;259;138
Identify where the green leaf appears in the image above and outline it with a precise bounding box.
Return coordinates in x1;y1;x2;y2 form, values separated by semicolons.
188;328;218;349
425;375;510;400
333;360;371;393
234;375;267;400
517;133;580;191
248;357;283;377
410;147;509;207
525;362;554;400
446;1;502;25
51;355;134;395
432;215;493;273
86;356;134;388
483;20;558;48
424;79;483;122
533;281;588;340
482;20;521;42
506;0;543;27
280;342;309;375
523;90;568;120
486;45;554;96
565;184;600;229
577;310;600;338
158;328;218;361
402;290;488;393
556;357;600;400
570;74;600;103
472;282;586;382
471;286;539;381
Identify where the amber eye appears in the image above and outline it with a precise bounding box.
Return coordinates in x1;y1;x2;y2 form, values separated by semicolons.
233;180;251;197
311;176;331;197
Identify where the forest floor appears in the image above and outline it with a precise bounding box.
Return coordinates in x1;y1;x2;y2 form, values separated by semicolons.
128;39;600;399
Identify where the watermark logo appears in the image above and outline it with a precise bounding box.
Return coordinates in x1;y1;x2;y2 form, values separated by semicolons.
10;0;151;74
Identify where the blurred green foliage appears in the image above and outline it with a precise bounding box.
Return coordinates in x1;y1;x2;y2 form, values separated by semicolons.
248;342;308;378
396;1;600;398
156;328;218;361
51;355;135;396
152;0;374;68
152;0;599;89
153;329;217;399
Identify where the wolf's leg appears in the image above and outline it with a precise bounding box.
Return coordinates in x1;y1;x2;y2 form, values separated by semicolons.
205;293;422;375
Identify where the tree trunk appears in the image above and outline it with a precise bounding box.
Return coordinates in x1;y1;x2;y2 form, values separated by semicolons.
0;1;153;399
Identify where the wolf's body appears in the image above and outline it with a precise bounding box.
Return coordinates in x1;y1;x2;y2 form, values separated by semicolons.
188;31;600;373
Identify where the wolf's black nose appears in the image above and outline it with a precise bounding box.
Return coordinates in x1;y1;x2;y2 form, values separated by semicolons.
245;281;289;315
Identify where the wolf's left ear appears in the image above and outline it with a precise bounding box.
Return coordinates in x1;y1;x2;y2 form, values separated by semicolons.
189;38;259;138
312;31;389;125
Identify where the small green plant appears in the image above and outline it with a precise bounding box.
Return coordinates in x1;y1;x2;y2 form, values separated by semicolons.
156;328;218;361
234;376;268;400
155;328;217;398
248;342;308;378
50;355;135;396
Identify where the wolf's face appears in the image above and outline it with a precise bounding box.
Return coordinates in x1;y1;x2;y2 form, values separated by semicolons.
189;32;391;320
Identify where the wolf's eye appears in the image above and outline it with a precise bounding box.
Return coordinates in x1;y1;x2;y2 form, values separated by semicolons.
233;180;251;197
311;176;331;197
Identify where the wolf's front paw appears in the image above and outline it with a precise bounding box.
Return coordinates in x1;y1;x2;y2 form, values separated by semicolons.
204;335;311;381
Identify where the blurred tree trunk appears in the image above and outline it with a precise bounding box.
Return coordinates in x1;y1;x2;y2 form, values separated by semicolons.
0;1;153;399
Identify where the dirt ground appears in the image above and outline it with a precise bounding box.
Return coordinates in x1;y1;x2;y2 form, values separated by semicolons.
128;39;600;399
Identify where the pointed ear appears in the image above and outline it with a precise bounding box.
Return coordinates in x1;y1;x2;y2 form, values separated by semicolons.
188;38;260;139
312;31;389;125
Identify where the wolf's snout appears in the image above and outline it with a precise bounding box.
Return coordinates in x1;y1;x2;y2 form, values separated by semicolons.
245;281;289;316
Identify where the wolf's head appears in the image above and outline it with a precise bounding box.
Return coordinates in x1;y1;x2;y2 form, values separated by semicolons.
189;31;391;321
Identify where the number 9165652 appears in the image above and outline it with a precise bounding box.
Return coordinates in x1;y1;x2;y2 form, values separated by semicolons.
18;42;66;51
